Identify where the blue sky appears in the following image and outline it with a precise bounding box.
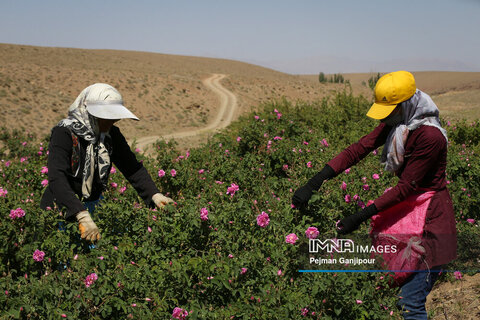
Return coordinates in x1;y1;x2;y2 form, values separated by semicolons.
1;0;479;74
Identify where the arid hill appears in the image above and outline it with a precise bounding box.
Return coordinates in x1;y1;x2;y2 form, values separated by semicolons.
1;43;479;143
0;43;333;140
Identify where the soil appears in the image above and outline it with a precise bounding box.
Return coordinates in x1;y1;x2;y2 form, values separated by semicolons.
426;273;480;320
134;73;237;152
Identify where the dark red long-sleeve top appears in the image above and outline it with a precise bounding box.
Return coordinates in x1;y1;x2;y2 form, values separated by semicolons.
327;123;457;268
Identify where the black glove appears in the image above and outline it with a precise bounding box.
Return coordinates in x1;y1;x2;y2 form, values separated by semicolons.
337;204;378;235
292;165;335;207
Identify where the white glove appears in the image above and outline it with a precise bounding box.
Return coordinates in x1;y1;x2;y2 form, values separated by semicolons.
76;210;101;241
152;193;174;208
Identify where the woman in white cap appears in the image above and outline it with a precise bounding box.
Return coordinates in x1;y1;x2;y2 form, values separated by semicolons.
292;71;456;319
40;83;173;241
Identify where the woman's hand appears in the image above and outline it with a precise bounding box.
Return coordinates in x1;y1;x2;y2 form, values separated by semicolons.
152;193;174;209
337;204;378;235
76;210;101;241
292;184;314;207
291;165;335;208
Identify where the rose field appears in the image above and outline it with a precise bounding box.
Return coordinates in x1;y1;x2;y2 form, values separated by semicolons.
1;90;479;319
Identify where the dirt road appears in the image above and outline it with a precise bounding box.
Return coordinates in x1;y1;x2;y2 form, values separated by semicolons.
134;74;237;150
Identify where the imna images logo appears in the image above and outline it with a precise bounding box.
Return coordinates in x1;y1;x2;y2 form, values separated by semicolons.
309;239;397;254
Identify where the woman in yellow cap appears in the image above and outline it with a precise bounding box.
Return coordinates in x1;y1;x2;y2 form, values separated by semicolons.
41;83;173;242
292;71;456;319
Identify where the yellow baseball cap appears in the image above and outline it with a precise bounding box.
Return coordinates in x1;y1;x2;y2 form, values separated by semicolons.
366;71;416;119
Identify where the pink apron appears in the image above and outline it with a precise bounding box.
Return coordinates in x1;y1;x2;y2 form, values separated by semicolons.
370;191;436;286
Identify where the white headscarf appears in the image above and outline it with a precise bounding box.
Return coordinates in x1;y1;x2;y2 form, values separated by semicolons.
57;84;118;198
381;90;448;173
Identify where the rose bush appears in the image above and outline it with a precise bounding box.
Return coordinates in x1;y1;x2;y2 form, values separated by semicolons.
1;90;479;319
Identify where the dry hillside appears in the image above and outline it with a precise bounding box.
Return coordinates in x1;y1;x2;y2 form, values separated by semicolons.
1;43;479;143
0;43;336;140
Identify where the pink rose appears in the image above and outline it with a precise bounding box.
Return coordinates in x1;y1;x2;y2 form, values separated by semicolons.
110;167;117;174
226;183;240;197
41;179;48;187
301;308;309;316
172;307;189;320
200;207;209;221
344;194;351;203
9;208;25;219
158;169;165;177
84;273;98;288
0;188;7;198
240;268;248;275
341;181;347;191
256;211;270;228
33;249;45;262
305;227;319;239
41;166;48;174
454;271;462;280
467;218;475;224
285;233;298;244
372;173;380;180
170;169;177;177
